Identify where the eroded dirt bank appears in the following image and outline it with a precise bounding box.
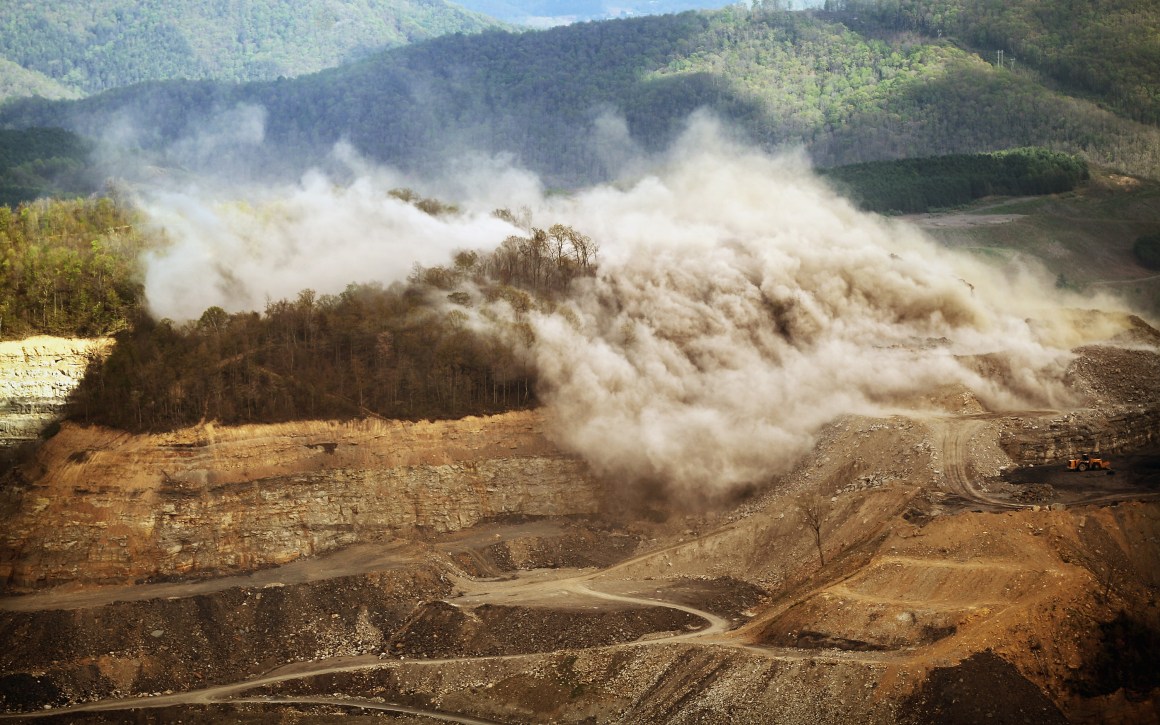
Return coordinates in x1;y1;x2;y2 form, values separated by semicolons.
1;340;1159;723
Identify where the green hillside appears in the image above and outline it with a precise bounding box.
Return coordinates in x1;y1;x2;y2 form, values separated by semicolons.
0;58;82;103
832;0;1160;126
0;0;505;98
1;6;1157;185
0;195;144;340
823;148;1090;214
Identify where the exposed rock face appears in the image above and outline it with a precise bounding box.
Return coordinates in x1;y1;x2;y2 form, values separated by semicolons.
999;406;1160;464
0;411;603;590
0;337;107;457
997;341;1160;464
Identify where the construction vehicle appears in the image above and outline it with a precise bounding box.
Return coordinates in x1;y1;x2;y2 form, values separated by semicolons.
1067;453;1111;472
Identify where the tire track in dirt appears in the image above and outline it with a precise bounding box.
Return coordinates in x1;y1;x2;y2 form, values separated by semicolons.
563;580;731;637
935;417;1023;511
932;414;1160;510
231;697;508;724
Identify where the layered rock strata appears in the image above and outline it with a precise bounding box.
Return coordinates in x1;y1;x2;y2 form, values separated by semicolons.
999;406;1160;464
0;411;602;590
0;337;107;456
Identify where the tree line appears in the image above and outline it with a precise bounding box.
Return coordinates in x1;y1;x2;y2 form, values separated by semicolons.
68;216;596;432
823;147;1089;214
0;195;143;339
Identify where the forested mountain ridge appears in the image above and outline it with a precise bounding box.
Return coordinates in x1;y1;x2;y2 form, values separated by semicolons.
0;128;95;207
832;0;1160;126
1;5;1158;186
0;0;505;99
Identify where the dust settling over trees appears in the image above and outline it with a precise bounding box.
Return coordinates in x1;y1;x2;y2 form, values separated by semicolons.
70;216;597;430
64;118;1131;500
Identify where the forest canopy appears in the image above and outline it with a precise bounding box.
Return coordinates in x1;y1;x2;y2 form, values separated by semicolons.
2;5;1158;187
0;195;143;339
822;148;1089;214
831;0;1160;126
0;0;504;98
0;128;97;208
67;218;598;431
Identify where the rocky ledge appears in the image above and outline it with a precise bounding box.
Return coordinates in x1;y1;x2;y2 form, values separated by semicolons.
0;337;108;457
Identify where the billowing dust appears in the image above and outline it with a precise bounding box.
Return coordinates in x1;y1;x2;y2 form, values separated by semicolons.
135;112;1139;495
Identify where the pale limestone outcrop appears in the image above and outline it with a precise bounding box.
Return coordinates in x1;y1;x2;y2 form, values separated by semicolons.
0;337;109;452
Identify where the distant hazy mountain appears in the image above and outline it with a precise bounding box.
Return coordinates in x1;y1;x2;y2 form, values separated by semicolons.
455;0;825;26
0;0;505;99
451;0;727;27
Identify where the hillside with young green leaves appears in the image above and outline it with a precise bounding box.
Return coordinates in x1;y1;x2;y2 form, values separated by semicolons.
831;0;1160;126
0;196;144;339
0;0;505;99
2;6;1156;186
0;58;82;104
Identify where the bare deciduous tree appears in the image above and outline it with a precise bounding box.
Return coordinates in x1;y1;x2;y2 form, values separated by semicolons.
796;493;828;568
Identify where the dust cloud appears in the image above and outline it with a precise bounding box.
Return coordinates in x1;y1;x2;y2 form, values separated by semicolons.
523;115;1127;493
138;142;527;321
135;111;1130;494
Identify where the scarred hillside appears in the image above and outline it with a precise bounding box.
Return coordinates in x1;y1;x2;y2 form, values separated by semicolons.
0;320;1157;722
0;411;602;590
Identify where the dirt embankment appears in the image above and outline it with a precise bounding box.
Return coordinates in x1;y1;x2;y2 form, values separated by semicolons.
0;566;453;711
0;411;604;590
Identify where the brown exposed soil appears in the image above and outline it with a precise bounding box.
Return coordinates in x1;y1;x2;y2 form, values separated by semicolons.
2;327;1160;723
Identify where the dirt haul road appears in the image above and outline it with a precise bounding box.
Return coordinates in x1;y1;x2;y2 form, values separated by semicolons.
0;563;736;720
4;404;1158;723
